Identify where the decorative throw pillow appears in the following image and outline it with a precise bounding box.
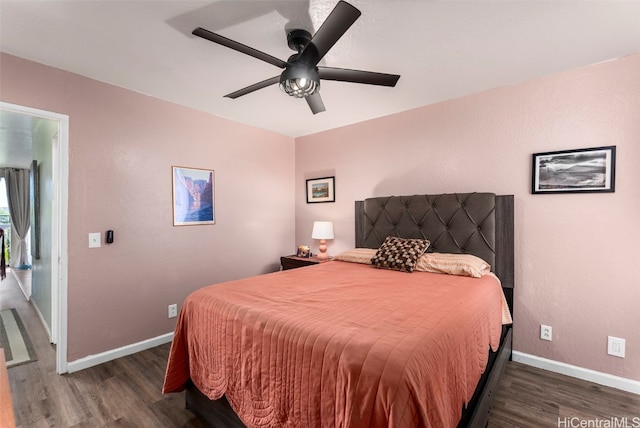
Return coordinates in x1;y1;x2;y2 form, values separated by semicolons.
415;253;490;278
371;237;430;273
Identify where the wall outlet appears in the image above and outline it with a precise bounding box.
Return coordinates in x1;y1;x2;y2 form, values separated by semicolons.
607;336;625;358
540;324;552;341
168;304;178;319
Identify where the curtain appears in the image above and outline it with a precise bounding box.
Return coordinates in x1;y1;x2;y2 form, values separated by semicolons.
4;168;31;268
0;228;5;280
0;170;5;278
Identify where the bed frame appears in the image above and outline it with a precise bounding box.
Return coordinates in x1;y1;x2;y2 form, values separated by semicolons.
355;192;514;427
185;192;514;428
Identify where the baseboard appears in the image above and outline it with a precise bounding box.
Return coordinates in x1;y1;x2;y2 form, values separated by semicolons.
10;269;30;301
66;332;174;373
30;299;52;343
512;351;640;395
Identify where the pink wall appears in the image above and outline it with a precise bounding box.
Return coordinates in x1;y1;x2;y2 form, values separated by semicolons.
2;50;638;380
296;54;640;381
1;53;295;361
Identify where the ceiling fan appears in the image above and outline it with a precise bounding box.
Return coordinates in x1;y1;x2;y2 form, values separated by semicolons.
192;0;400;114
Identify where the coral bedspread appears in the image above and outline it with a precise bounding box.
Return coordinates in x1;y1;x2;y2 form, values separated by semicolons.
163;260;504;428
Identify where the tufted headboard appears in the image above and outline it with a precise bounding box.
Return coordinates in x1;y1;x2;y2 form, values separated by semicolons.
355;192;514;295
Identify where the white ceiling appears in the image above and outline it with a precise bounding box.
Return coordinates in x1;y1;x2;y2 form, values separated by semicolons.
1;1;639;159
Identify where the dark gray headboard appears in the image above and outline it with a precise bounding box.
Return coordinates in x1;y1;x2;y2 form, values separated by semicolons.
355;193;514;293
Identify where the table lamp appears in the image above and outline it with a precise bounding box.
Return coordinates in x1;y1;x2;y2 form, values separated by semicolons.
311;221;334;260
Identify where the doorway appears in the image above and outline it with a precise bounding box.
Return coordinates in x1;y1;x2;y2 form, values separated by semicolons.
0;179;29;297
0;101;69;374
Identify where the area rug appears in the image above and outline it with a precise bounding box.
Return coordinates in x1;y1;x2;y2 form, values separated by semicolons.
0;308;37;368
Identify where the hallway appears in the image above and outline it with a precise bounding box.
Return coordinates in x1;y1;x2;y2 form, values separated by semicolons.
0;268;53;365
6;269;31;302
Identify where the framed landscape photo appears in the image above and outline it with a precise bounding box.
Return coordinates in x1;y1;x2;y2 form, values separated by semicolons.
172;166;215;226
532;146;616;194
306;176;335;203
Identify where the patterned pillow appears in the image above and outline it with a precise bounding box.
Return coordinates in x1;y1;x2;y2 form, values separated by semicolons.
371;237;430;273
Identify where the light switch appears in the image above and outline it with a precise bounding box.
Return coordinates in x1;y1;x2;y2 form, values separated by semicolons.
88;232;101;248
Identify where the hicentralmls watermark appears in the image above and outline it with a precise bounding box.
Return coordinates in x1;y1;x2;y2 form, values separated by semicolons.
558;417;640;428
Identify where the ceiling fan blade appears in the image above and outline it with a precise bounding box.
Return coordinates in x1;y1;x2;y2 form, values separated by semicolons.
305;92;326;114
298;1;361;66
318;67;400;87
193;27;288;69
224;76;280;99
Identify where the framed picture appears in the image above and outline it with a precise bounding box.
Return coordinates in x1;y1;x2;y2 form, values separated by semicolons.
532;146;616;194
306;176;335;203
172;166;215;226
296;245;311;258
30;160;40;260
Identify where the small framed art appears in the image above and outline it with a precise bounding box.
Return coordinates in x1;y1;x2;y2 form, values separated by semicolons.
296;245;311;258
306;176;335;203
30;160;40;259
172;166;215;226
531;146;616;194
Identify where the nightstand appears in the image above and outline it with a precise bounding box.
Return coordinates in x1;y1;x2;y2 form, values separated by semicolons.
280;255;331;270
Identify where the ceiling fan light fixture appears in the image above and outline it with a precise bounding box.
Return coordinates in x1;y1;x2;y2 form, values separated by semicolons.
280;78;319;98
193;1;400;113
279;64;320;98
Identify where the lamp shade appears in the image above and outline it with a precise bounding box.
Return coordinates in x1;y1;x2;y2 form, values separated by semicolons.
311;221;334;240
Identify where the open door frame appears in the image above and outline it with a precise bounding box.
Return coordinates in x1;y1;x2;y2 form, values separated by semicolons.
0;101;69;374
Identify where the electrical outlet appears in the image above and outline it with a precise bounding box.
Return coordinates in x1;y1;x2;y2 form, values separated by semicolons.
168;304;178;319
540;324;552;341
607;336;625;358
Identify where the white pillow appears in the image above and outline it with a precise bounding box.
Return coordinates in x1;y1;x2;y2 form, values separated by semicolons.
333;248;377;264
415;253;490;278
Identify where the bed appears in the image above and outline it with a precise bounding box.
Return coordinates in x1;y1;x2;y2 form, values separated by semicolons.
163;192;514;427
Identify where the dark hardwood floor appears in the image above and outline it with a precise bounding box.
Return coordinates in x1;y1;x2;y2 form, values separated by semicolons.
2;270;638;427
488;362;639;428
